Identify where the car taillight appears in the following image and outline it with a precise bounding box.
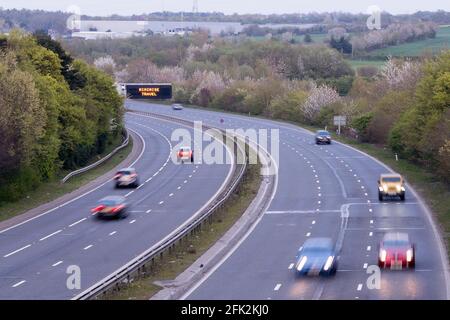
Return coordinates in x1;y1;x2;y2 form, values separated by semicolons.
91;205;105;213
114;174;122;180
112;205;124;213
178;151;183;157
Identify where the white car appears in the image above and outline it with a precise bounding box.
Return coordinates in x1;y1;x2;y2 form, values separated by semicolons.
172;104;184;110
177;147;194;163
114;168;139;188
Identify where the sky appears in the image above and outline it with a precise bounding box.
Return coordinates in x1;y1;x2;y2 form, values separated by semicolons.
0;0;449;16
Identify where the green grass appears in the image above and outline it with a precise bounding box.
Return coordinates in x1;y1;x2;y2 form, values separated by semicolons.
102;162;261;300
0;138;133;223
369;26;450;57
346;59;386;70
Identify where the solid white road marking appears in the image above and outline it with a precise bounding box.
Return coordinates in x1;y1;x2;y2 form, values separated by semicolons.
52;261;63;267
39;230;62;242
4;244;32;258
12;280;26;288
69;218;87;228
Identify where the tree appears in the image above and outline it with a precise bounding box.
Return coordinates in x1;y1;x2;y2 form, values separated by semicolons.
304;34;313;43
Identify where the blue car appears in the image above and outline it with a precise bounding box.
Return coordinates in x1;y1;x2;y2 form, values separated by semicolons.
295;238;338;276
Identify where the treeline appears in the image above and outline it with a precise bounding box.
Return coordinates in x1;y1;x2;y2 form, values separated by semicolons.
83;11;450;26
0;9;69;34
174;52;449;182
351;22;437;54
1;8;450;36
0;30;123;202
65;31;448;182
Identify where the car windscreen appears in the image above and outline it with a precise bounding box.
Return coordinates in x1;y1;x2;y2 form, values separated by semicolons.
384;240;408;247
100;199;121;206
382;177;401;183
318;131;330;136
118;171;131;175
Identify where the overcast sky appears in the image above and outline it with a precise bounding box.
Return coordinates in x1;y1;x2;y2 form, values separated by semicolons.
0;0;449;16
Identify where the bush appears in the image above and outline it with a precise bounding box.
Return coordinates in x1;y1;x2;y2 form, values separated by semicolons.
352;113;374;142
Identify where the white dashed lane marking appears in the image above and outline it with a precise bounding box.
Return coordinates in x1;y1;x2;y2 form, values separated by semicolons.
274;284;282;291
52;261;63;267
12;280;26;288
109;231;117;236
69;218;86;228
39;229;62;242
4;244;32;258
83;245;93;250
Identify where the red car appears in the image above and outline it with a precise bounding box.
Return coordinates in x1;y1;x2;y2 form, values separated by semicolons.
378;233;415;270
177;147;194;163
91;196;129;219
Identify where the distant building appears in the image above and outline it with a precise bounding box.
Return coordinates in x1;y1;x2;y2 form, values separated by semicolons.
71;31;143;40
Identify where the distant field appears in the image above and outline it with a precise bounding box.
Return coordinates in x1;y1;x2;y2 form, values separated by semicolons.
250;33;328;43
368;26;450;57
347;59;386;70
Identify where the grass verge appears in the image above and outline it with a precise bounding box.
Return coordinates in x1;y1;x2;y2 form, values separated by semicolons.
0;137;133;223
102;163;261;300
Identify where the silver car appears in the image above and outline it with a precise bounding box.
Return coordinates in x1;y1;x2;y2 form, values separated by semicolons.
114;168;139;188
172;103;184;110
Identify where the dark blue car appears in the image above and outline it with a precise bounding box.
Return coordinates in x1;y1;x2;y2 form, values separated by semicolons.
295;238;338;276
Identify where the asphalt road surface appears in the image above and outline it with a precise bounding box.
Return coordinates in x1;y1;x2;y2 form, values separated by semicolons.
126;101;449;300
0;112;232;299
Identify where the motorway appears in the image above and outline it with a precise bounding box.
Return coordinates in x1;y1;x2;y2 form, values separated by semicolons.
126;101;449;300
0;112;233;299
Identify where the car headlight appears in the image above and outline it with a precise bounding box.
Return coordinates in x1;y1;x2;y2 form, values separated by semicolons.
396;185;402;192
297;256;307;271
383;184;388;192
380;249;387;262
378;186;384;192
323;256;334;271
406;249;413;262
401;186;405;191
